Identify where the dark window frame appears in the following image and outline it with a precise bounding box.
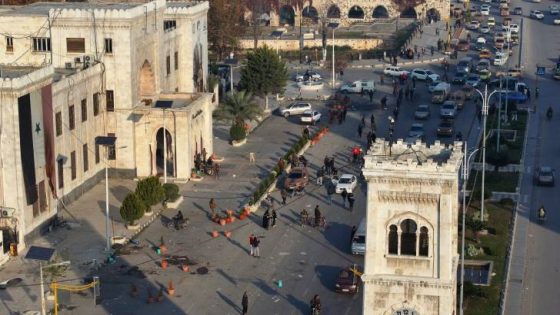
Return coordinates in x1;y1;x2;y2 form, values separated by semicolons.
66;38;85;53
174;51;178;70
93;92;100;116
6;36;13;52
68;105;75;130
164;20;177;32
57;158;64;189
81;98;87;122
95;143;100;164
83;143;89;172
106;90;114;112
166;55;171;75
107;133;116;160
70;151;76;180
104;38;113;54
55;111;62;136
32;37;51;52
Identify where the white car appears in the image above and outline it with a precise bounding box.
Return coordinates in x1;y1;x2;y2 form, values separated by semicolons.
550;5;560;14
509;23;519;33
480;25;491;33
481;0;491;3
476;36;487;44
481;4;491;11
300;110;321;124
295;71;321;82
531;0;541;2
555;18;560;25
383;66;409;77
410;69;440;81
481;7;490;15
487;17;496;26
335;174;357;194
466;20;481;30
531;10;545;20
279;102;312;117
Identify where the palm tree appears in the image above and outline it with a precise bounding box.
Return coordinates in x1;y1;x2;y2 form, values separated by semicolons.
214;90;263;126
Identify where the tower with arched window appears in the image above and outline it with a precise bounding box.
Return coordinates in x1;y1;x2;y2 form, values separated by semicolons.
361;139;463;315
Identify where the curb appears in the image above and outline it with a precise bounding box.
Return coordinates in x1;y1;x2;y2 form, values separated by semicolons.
288;57;445;71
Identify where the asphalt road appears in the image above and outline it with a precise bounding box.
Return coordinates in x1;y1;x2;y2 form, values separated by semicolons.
502;0;560;314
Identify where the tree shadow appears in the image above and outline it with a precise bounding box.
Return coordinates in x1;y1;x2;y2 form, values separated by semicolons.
286;293;309;313
251;278;277;296
314;265;341;292
216;268;238;286
323;222;352;254
216;290;242;313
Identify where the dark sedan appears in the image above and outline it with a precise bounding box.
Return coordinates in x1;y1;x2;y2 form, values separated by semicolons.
534;166;555;186
453;72;467;85
284;167;309;190
437;119;454;137
335;265;362;294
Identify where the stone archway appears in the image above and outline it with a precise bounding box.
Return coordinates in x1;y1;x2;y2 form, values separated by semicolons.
327;4;341;19
139;60;155;98
348;5;365;19
427;8;441;22
372;5;389;18
302;6;319;23
400;7;418;19
155;127;173;177
279;5;295;26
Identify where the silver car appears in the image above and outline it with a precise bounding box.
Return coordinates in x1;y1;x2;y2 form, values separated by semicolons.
414;104;431;120
278;102;312;118
440;101;458;118
406;123;425;143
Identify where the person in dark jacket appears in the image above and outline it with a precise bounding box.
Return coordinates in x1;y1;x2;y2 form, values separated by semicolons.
242;292;249;314
341;189;348;207
347;192;355;210
262;209;271;229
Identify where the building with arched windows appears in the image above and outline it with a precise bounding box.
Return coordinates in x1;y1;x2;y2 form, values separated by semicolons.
251;0;449;28
361;139;463;315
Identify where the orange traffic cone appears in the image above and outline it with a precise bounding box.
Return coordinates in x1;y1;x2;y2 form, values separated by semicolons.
168;280;175;296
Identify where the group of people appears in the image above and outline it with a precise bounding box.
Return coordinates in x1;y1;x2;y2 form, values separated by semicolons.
261;207;278;230
328;105;349;124
299;205;325;228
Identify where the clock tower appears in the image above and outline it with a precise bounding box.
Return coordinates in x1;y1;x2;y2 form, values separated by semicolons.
361;139;463;315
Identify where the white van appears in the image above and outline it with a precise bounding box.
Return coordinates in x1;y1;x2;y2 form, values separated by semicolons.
351;218;366;255
340;80;375;94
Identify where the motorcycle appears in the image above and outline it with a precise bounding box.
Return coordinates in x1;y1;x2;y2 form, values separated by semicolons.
166;218;189;230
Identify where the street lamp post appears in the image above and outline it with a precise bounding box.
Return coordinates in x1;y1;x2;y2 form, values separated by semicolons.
459;142;482;315
388;116;395;155
95;136;117;251
328;22;339;89
229;52;234;95
475;85;499;222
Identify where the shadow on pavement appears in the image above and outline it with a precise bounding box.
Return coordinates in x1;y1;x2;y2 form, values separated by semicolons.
323;222;352;254
314;265;341;292
216;290;242;314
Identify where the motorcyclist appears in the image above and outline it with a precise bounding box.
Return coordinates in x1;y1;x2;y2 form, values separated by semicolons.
173;210;184;229
547;106;553;119
314;205;322;227
300;208;309;226
310;294;321;314
538;206;546;220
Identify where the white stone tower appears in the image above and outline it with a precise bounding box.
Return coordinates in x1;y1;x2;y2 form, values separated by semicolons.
361;139;463;315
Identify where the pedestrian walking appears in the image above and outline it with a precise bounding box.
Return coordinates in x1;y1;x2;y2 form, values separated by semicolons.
271;209;277;227
370;114;375;128
431;46;435;56
371;132;377;143
281;189;288;205
316;167;324;185
209;198;217;216
357;124;363;138
341;189;348;207
242;292;249;314
249;233;256;256
347;192;355;210
327;183;335;205
350;225;357;244
368;90;374;103
361;115;366;126
213;163;220;179
253;237;260;257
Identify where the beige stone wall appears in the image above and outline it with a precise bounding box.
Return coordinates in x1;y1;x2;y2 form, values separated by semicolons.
361;140;462;315
238;37;383;51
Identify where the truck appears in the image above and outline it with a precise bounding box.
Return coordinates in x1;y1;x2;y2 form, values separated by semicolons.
339;80;375;93
431;82;451;104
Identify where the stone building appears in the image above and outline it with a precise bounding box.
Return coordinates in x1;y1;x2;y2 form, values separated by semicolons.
249;0;450;28
0;1;214;264
361;139;463;315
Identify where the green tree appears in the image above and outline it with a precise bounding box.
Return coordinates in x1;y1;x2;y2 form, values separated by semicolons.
135;176;165;209
238;45;288;110
120;193;146;225
214;90;263;125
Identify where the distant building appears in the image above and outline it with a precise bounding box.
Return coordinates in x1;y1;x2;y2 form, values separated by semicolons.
0;0;214;264
361;139;463;315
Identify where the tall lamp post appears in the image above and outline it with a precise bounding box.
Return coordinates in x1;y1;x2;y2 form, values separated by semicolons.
328;22;339;89
459;142;482;315
388;116;395;155
224;53;238;96
95;135;117;251
474;85;499;221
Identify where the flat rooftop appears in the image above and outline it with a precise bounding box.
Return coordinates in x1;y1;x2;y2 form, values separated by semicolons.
0;2;143;16
366;139;462;166
0;66;40;79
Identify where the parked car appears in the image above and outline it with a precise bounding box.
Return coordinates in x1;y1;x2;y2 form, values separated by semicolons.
294;71;321;82
284;167;309;190
509;23;519;33
383;66;409;77
457;40;471;51
410;69;440;81
453;72;468;85
278;102;312;118
414;104;431;120
513;7;523;15
300;110;321;124
534;166;555;186
406;123;425;143
335;265;362;294
340;80;375;93
440;101;458;118
488;17;496;26
481;7;490;15
466;20;481;30
466;74;481;87
480;24;491;33
530;10;545;20
437;119;455;137
335;174;358;193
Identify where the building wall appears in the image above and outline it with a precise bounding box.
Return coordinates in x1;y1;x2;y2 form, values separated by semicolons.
238;37;383;51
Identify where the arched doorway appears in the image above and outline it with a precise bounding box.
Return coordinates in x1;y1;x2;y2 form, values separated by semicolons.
348;6;365;19
400;7;418;19
193;43;204;93
279;5;295;26
372;6;389;18
139;60;155;98
302;6;319;23
155;128;173;177
426;8;441;22
327;5;341;19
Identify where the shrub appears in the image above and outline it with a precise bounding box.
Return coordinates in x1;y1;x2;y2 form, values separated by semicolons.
163;183;180;202
120;193;146;225
230;122;247;141
135;176;165;207
486;148;509;167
